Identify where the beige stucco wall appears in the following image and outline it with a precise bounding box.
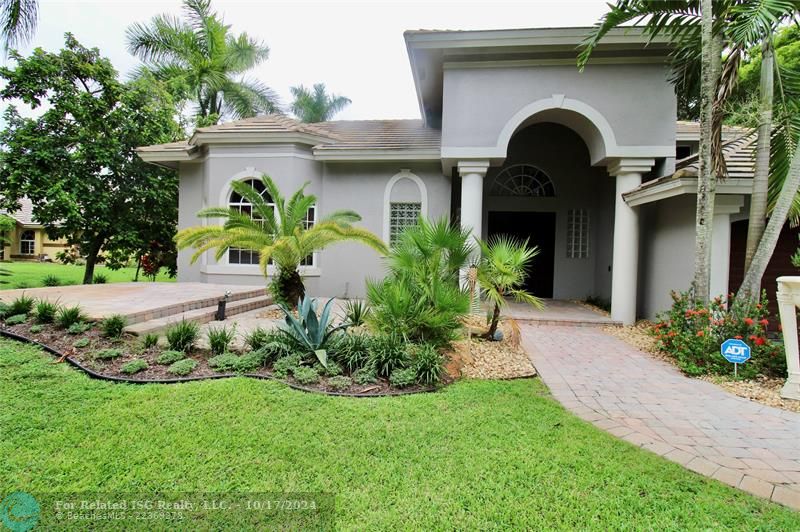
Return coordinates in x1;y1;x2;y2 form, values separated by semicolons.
3;226;69;261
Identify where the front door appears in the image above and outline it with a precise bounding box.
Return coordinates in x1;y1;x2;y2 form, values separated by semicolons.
488;211;556;298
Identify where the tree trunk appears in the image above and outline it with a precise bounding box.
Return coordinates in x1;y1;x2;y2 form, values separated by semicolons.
737;136;800;300
276;267;305;309
134;255;141;282
82;244;101;285
485;303;501;340
743;40;774;274
692;0;719;304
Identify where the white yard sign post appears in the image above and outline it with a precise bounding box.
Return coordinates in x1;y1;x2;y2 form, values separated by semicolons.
776;276;800;400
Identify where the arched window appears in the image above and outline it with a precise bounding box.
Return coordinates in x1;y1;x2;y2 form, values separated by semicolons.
226;178;317;267
228;179;272;265
19;230;35;255
490;164;555;197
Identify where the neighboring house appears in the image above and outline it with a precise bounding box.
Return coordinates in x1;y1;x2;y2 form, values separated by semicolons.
0;197;70;261
137;26;774;324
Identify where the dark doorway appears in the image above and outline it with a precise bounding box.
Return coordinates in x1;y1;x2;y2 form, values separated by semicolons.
488;211;556;298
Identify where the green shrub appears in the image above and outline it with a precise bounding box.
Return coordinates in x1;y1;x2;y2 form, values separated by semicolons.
0;302;9;319
141;333;159;350
353;367;377;385
93;273;108;284
326;375;353;391
389;367;417;388
42;274;62;287
100;314;128;338
412;343;445;385
208;353;240;372
156;350;186;365
29;324;44;334
4;313;27;325
167;358;198;376
208;351;265;373
315;359;342;377
292;365;320;385
331;333;371;372
369;333;410;378
244;326;273;351
272;353;303;378
206;324;236;355
7;294;34;316
73;337;90;348
165;320;199;352
366;217;470;348
120;359;148;375
95;348;123;360
34;300;59;324
67;322;91;335
653;290;786;379
56;305;87;329
342;300;370;326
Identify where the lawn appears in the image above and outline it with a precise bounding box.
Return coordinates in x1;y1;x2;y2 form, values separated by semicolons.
1;261;174;289
1;339;797;529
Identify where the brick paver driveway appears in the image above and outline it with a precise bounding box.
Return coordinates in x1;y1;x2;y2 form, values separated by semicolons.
522;324;800;510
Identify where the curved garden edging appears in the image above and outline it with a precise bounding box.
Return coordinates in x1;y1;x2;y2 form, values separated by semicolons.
0;329;438;398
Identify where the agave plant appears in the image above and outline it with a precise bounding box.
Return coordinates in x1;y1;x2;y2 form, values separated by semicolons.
278;296;350;368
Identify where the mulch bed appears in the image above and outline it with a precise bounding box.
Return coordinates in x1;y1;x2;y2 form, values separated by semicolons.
0;320;435;397
445;316;536;380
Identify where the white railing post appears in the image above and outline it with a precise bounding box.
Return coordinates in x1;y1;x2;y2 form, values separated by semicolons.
776;276;800;400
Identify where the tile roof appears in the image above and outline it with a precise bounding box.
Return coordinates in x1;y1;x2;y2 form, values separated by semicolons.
674;132;757;179
0;196;34;225
676;120;751;139
312;119;440;151
193;114;337;140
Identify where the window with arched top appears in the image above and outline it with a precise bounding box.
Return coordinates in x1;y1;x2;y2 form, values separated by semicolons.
490;164;555;197
20;230;35;255
226;178;316;267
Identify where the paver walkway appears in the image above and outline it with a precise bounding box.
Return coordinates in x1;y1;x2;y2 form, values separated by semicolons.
522;324;800;510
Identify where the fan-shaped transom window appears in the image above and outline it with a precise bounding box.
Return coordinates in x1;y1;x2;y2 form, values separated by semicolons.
490;164;555;197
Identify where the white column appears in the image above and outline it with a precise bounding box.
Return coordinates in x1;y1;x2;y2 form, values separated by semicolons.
458;160;490;256
777;277;800;400
710;196;744;300
608;158;654;325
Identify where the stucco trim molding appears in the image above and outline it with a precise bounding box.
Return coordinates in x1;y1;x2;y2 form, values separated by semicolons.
624;177;753;207
218;167;263;208
382;169;429;243
201;264;322;277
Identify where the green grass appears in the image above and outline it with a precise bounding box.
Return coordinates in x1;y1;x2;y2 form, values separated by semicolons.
0;261;173;289
0;339;797;529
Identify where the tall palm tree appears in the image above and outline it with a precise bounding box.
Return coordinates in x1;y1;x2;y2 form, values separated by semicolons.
175;174;387;306
579;0;799;302
290;83;351;123
126;0;279;125
476;236;543;339
0;0;37;50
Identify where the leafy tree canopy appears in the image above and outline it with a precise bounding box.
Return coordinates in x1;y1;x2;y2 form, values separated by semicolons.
0;34;182;283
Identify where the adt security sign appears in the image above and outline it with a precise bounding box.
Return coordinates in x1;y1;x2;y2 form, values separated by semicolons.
721;339;751;364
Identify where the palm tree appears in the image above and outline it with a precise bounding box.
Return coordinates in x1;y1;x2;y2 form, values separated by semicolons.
290;83;351;123
175;174;387;306
0;0;37;50
579;0;799;303
476;236;543;339
126;0;279;125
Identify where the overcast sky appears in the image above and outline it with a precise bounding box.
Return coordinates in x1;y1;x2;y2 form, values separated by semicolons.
5;0;613;121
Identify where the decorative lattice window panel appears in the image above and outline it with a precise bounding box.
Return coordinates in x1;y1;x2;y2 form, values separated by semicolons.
389;202;421;246
490;164;555;197
566;209;589;259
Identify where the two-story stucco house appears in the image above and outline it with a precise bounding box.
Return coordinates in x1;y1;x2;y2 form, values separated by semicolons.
138;26;767;325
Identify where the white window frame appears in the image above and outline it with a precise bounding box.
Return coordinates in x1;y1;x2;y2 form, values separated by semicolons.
382;169;428;244
227;178;273;266
19;230;35;255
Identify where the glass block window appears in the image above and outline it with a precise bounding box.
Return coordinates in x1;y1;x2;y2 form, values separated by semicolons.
20;230;35;255
566;209;589;259
389;202;421;246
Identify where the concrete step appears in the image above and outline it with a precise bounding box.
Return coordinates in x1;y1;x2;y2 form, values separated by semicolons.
124;287;266;325
125;294;273;336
